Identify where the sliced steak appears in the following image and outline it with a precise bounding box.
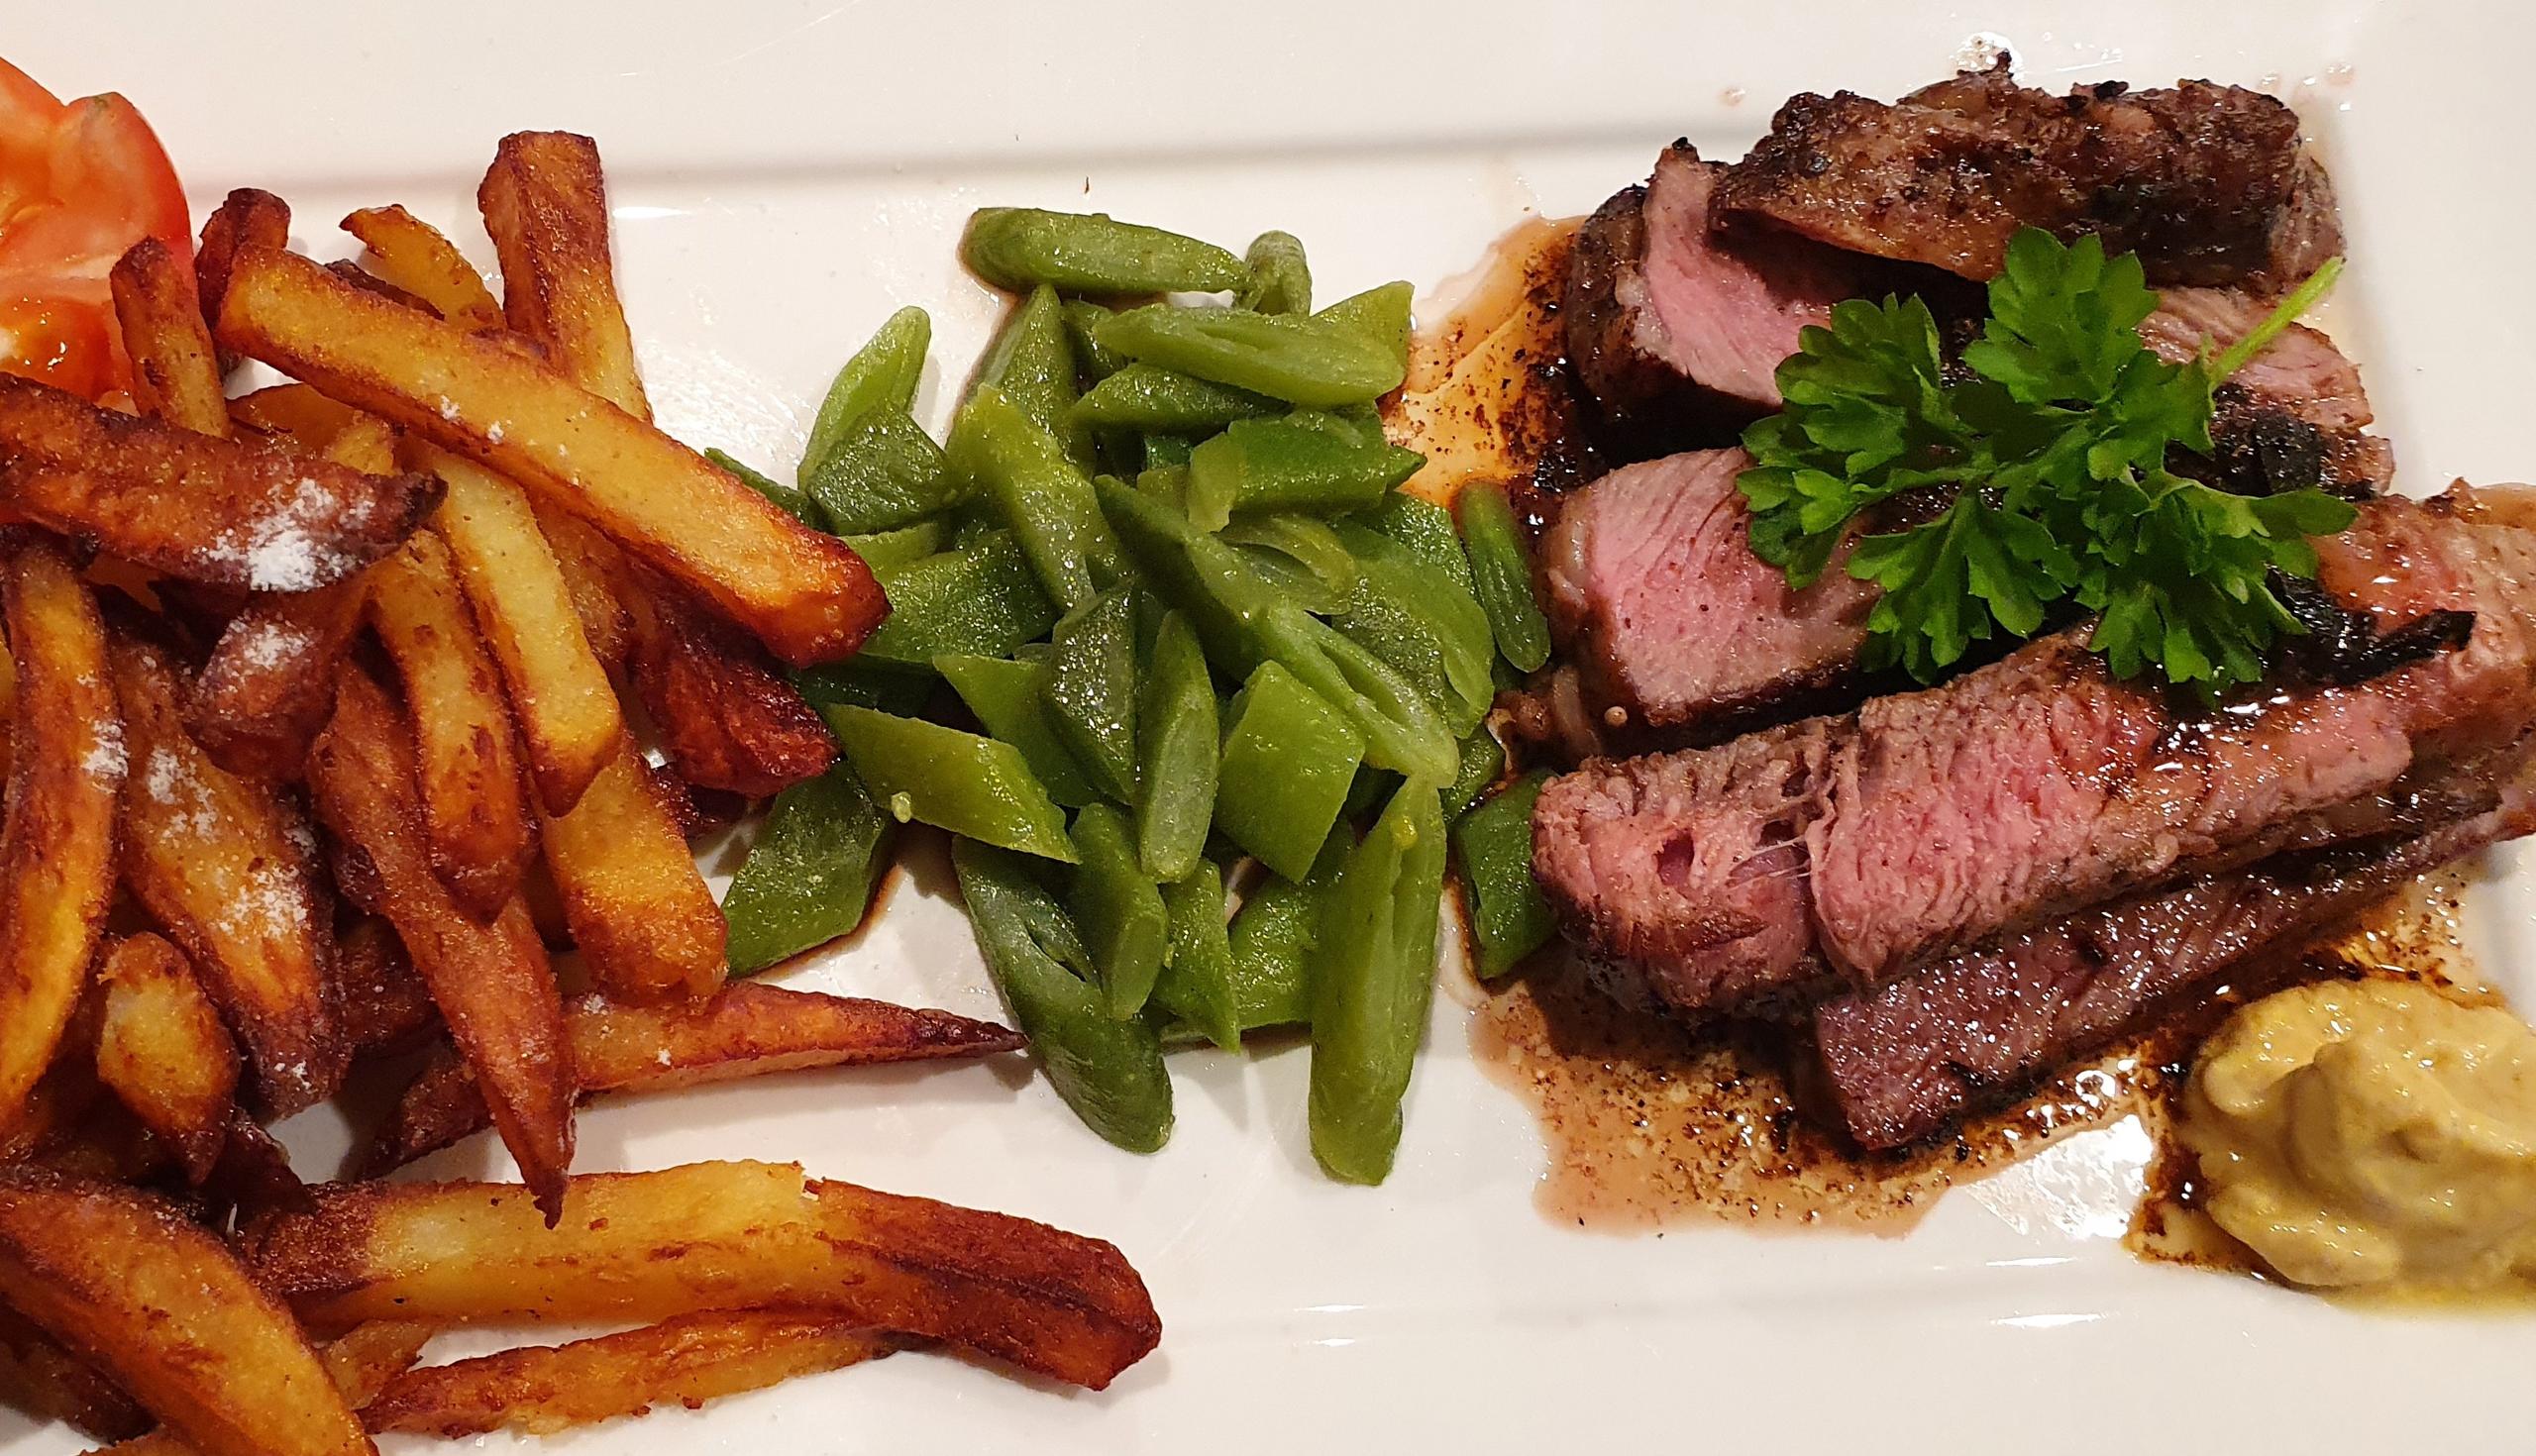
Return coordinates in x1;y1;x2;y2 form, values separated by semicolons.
1532;487;2536;1017
1565;144;1885;436
1810;774;2536;1150
1536;448;1881;749
1715;60;2341;292
2141;287;2369;432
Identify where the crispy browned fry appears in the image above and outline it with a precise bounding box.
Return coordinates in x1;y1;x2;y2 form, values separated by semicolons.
242;1161;1162;1390
0;539;120;1123
324;260;441;317
478;131;650;417
90;1318;433;1456
0;1167;373;1456
214;246;885;666
366;530;534;917
0;614;14;783
341;205;504;332
365;983;1024;1173
414;443;619;811
624;578;837;797
226;383;356;450
193;189;289;361
526;503;630;669
111;238;229;436
0;373;440;592
183;412;394;780
334;918;440;1060
366;1309;887;1438
0;1301;150;1442
92;934;238;1185
307;672;575;1216
195;1115;316;1235
111;628;345;1113
539;744;725;1003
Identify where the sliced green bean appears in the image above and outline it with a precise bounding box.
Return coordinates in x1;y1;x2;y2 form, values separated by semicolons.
804;406;960;534
705;449;815;525
1185;414;1422;529
1215;660;1363;883
1225;832;1346;1033
1455;480;1552;673
1313;280;1413;374
858;529;1057;669
839;518;950;573
1443;728;1506;820
790;661;934;715
1068;802;1168;1019
1452;772;1556;979
977;284;1095;471
1309;778;1446;1185
1331;523;1496;736
1241;231;1312;315
1355;490;1476;594
1155;861;1242;1051
1142;435;1195;471
824;704;1074;862
946;384;1122;613
1041;586;1140;803
1061;299;1129;381
1071;364;1278;433
963;207;1247;296
1135;612;1217;883
1093;304;1406;409
952;838;1171;1152
936;653;1101;808
1218;515;1357;598
802;305;930;485
722;764;896;975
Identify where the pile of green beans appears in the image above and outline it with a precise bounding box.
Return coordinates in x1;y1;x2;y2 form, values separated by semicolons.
717;207;1562;1183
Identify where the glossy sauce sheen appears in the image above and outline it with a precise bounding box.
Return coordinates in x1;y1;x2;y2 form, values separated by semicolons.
1417;219;2501;1239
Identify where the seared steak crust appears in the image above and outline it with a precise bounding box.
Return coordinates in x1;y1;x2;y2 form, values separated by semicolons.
1810;778;2536;1150
1715;61;2342;291
1532;489;2536;1018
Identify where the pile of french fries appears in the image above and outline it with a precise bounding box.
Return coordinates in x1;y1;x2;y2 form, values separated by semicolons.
0;133;1160;1454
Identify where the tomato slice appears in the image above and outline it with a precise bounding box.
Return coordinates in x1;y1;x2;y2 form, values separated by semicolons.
0;56;189;398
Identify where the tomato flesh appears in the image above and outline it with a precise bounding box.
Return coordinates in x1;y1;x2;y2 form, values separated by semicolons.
0;57;189;398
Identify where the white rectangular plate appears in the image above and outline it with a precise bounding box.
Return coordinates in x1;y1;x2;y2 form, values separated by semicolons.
10;3;2532;1451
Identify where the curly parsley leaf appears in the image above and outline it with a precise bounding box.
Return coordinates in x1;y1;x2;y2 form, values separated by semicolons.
1738;227;2354;693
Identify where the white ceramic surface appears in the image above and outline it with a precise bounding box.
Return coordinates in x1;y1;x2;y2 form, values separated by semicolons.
8;4;2532;1451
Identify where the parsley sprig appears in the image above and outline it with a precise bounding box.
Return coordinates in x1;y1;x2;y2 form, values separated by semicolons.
1737;229;2354;693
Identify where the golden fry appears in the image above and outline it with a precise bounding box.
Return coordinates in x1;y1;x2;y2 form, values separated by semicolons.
213;246;886;666
477;131;650;417
192;188;289;364
365;1308;886;1438
226;382;357;453
0;539;120;1123
241;1161;1162;1390
366;530;535;918
333;918;440;1061
306;672;575;1215
365;983;1023;1172
93;934;239;1186
539;744;726;1003
340;205;504;332
0;372;440;592
112;628;345;1113
0;1300;151;1442
414;443;620;811
110;237;229;436
0;1167;372;1456
526;502;631;670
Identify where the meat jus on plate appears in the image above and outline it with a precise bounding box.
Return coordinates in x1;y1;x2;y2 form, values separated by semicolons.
1522;59;2536;1153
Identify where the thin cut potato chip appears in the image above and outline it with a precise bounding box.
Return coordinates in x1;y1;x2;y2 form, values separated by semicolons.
183;412;395;780
340;205;505;332
240;1161;1162;1390
364;1308;887;1438
539;744;726;1003
93;934;240;1186
110;237;229;436
0;1168;373;1456
112;628;346;1114
192;188;289;365
0;372;441;592
366;530;536;917
0;538;121;1124
363;982;1023;1173
306;671;575;1217
414;442;620;812
477;131;650;418
213;246;885;666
